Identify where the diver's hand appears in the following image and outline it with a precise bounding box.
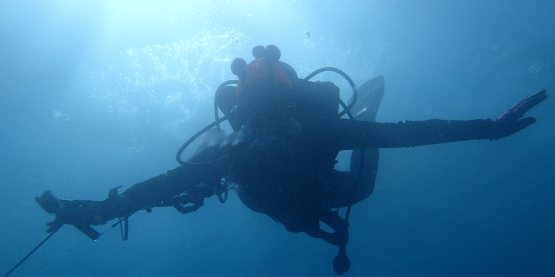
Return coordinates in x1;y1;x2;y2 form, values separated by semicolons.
493;90;547;139
45;196;133;233
44;202;86;233
44;200;103;233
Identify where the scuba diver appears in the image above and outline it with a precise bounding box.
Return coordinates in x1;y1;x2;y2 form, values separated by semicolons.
34;45;547;275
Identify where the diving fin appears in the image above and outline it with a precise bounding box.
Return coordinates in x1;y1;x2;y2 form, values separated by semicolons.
347;75;385;122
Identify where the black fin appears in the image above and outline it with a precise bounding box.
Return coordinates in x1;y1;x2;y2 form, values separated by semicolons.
347;75;385;122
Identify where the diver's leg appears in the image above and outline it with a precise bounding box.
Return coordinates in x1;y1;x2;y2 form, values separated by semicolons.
348;148;379;204
330;75;385;208
349;76;384;201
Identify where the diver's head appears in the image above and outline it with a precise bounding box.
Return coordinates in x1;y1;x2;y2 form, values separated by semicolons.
231;45;294;125
231;45;292;99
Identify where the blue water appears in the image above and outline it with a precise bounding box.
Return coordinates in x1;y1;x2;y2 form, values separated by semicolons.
1;1;554;276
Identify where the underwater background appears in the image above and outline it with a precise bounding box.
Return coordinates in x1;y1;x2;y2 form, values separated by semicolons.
1;0;554;276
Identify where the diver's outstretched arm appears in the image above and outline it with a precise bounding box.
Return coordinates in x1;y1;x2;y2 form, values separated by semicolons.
121;155;228;213
336;90;548;150
39;146;230;234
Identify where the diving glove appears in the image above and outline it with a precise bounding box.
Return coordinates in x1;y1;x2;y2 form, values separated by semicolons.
493;90;547;139
36;190;134;240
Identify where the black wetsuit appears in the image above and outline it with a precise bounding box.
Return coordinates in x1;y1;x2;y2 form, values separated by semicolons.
117;114;498;238
106;68;505;241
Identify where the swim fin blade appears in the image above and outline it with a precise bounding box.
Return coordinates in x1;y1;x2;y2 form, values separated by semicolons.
347;75;385;122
